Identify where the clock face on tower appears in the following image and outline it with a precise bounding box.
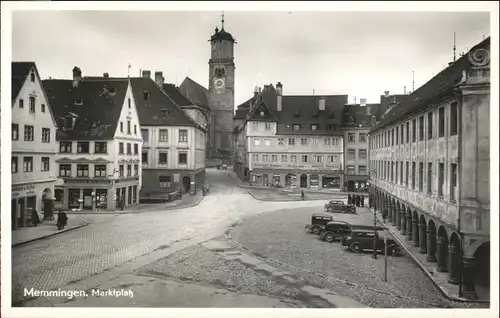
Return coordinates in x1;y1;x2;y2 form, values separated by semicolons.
214;77;225;91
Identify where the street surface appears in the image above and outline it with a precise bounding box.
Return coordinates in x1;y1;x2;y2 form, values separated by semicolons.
11;168;487;308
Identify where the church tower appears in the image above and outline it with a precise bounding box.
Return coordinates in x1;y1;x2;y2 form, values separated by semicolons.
208;13;236;160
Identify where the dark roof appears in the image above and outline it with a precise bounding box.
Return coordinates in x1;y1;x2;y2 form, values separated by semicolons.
129;77;200;128
178;77;210;109
162;83;199;108
341;103;382;129
233;95;256;120
371;36;490;133
12;62;36;101
210;27;235;42
43;78;129;140
379;94;406;118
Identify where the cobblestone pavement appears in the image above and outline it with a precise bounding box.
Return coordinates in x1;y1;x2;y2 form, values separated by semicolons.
229;206;489;308
11;168;329;306
247;188;347;201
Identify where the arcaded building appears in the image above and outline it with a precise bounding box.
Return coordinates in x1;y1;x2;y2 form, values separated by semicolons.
368;37;490;300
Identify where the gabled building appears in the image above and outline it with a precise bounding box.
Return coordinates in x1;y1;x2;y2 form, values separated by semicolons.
11;62;58;229
234;82;347;189
368;37;490;300
132;71;207;202
43;67;143;211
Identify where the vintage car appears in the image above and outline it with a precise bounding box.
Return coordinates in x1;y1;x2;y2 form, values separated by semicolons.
340;229;401;256
221;164;228;170
305;213;334;234
319;222;385;243
324;200;356;214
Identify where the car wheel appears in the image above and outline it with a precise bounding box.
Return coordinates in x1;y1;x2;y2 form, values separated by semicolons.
325;232;335;243
311;226;320;234
390;246;400;256
350;243;362;253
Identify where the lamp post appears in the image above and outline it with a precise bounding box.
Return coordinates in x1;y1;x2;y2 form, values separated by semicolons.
369;169;378;260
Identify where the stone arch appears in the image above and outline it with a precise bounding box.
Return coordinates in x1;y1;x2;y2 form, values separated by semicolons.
436;226;449;272
299;174;307;188
391;198;397;227
426;220;437;262
418;214;427;254
406;207;413;241
448;232;462;285
396;200;402;230
412;210;419;247
473;241;490;300
285;173;296;187
400;203;407;235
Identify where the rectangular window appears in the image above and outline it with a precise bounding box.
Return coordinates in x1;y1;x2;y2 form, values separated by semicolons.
359;165;367;175
293;124;300;131
159;176;172;188
391;129;394;146
126;143;132;155
119;165;124;177
77;164;89;177
411;162;416;189
290;155;297;163
142;129;149;142
40;128;51;143
128;98;131;109
23;157;33;172
315;155;323;163
419;162;424;191
178;152;188;164
179;129;188;143
400;161;404;184
278;138;284;146
301;155;308;163
264;122;271;130
412;119;417;142
391;161;394;182
12;157;18;173
271;155;278;162
24;125;34;141
419;116;424;141
428;112;433;140
94;142;107;153
358;149;367;159
400;125;404;144
134;125;137;135
134;164;139;176
30;72;36;82
395;127;399;145
159;129;168;142
252;154;259;162
347;165;355;175
77;141;89;153
158;152;168;164
348;133;356;143
134;144;139;155
29;96;36;113
262;155;269;162
19;99;24;108
406;122;410;143
59;164;71;177
41;157;50;172
450;163;458;201
127;164;132;176
450;102;458;135
427;163;433;194
405;162;409;185
438;107;445;137
142;152;148;164
281;155;288;162
253;138;261;146
347;149;356;160
359;133;367;143
264;139;271;146
119;142;124;154
127;121;131;134
301;138;308;146
438;163;444;197
288;138;295;146
120;122;123;133
12;124;19;140
94;164;107;177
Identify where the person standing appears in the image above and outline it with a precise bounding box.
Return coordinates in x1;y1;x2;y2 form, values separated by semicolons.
361;195;365;207
347;194;352;205
31;210;41;227
356;195;360;207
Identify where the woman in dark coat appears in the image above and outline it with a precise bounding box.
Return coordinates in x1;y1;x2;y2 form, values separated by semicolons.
356;195;361;207
31;210;41;227
57;211;68;230
347;194;352;205
361;195;365;207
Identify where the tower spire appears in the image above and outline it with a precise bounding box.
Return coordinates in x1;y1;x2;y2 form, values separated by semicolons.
412;70;415;91
453;32;457;62
221;11;225;30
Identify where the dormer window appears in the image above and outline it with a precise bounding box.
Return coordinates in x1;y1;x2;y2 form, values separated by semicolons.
260;111;265;116
74;99;83;106
293;109;300;117
329;111;335;119
160;109;168;118
64;117;73;130
327;124;335;131
30;72;35;82
348;116;355;124
311;124;318;131
109;87;116;94
293;124;301;131
143;91;150;101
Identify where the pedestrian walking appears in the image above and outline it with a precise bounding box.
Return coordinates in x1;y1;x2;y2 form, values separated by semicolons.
347;194;352;205
356;195;360;207
361;195;365;207
301;189;305;201
31;209;41;227
57;211;68;230
369;195;373;208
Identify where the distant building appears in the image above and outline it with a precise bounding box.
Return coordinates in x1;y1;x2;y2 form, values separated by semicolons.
133;71;207;202
43;67;143;211
234;83;346;189
11;62;58;228
369;37;491;300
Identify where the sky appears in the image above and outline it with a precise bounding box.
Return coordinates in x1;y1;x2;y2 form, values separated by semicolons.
11;7;491;108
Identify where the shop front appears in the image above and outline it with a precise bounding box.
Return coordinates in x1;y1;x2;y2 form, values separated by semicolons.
345;175;369;192
11;180;56;229
322;174;341;190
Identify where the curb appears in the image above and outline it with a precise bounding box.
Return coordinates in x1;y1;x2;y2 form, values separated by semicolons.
368;208;489;304
12;222;89;247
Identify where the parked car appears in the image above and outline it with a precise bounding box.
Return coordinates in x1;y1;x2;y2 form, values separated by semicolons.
305;213;333;234
324;200;356;214
340;229;401;256
221;164;228;170
319;222;386;243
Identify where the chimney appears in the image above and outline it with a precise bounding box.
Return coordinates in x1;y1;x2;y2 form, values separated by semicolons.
370;115;377;126
366;104;371;115
142;70;151;78
276;82;283;112
384;91;390;98
360;98;367;107
318;97;325;111
155;71;164;86
72;66;82;88
254;85;259;96
103;73;109;78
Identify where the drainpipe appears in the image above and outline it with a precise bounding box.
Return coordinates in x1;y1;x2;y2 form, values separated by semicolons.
454;87;464;297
